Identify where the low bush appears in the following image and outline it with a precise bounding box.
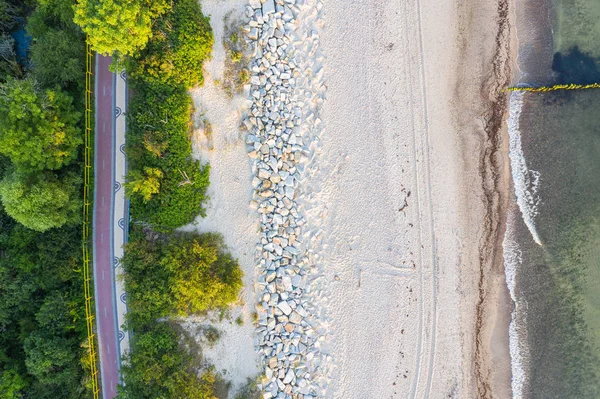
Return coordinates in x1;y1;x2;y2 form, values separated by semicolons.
118;323;217;399
122;228;243;326
126;83;210;229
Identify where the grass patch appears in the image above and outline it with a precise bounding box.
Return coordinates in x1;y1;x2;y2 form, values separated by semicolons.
221;12;250;98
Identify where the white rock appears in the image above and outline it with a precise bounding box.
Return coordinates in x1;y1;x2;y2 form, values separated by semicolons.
283;369;295;384
289;311;302;324
262;0;275;15
277;301;292;315
248;27;259;41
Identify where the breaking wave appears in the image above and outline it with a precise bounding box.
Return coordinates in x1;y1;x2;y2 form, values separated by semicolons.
503;215;530;399
507;91;543;246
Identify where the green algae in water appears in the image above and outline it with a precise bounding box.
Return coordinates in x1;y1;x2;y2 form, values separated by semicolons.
555;0;600;56
511;0;600;396
517;87;600;398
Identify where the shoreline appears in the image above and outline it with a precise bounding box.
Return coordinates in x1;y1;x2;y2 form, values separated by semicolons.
453;0;517;397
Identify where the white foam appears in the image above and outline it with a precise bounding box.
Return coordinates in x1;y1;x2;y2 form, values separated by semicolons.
507;91;543;246
502;215;530;399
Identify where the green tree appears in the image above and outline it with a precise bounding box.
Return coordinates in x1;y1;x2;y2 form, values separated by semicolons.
73;0;170;56
26;0;81;37
0;0;18;32
29;29;85;89
126;166;163;202
118;323;217;399
0;78;82;172
0;171;81;232
126;0;213;88
0;368;27;399
23;332;79;388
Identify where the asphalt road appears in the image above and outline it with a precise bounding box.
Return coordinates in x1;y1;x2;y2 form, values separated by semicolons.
94;54;120;399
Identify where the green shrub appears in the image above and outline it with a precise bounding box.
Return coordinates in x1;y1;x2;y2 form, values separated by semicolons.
126;83;210;230
125;0;213;88
203;326;221;346
122;229;243;325
234;376;262;399
118;322;217;399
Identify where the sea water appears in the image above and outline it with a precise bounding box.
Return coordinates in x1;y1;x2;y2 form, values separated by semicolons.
507;0;600;397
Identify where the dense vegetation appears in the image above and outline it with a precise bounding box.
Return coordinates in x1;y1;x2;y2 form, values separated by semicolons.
74;0;169;56
81;1;246;398
125;84;210;229
1;0;241;398
118;229;242;398
118;322;218;399
124;0;212;231
0;0;85;232
0;211;91;398
123;230;243;327
0;1;90;397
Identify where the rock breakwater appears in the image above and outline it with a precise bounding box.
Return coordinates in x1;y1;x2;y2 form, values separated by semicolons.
243;0;327;397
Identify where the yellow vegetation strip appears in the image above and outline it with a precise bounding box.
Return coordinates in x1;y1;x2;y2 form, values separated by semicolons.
83;39;101;399
506;83;600;92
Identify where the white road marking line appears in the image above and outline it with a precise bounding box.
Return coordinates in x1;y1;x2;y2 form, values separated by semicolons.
104;307;107;317
100;233;104;243
102;270;105;280
107;344;110;354
102;196;104;207
102;159;105;169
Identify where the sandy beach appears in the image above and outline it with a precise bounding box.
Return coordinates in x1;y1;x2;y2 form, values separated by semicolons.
186;0;516;397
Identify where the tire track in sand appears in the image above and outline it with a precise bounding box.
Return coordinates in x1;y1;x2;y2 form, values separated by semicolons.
401;0;438;397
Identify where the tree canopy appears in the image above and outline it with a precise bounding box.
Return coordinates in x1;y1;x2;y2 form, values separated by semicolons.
73;0;170;56
0;78;82;172
0;1;90;398
125;0;213;88
0;171;81;232
29;29;85;89
0;209;89;399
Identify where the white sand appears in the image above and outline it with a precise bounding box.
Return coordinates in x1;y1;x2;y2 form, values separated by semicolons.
307;0;508;397
182;0;261;394
187;0;513;397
